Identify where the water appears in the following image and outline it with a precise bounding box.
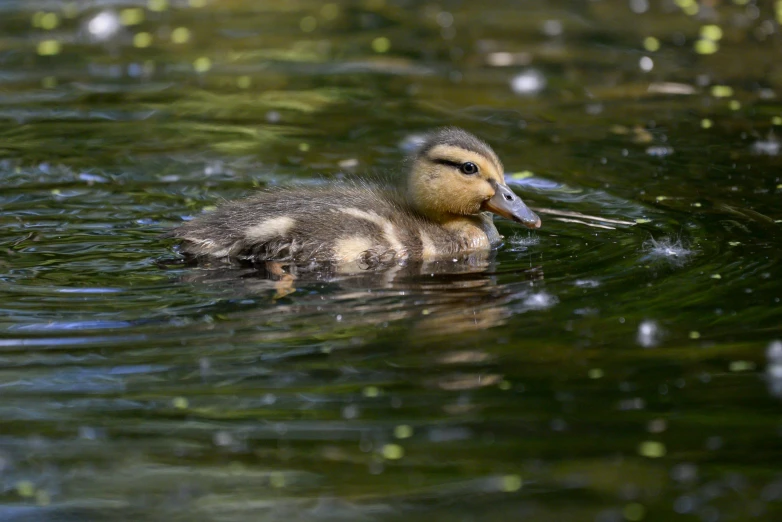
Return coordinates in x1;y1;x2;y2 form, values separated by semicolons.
2;1;782;520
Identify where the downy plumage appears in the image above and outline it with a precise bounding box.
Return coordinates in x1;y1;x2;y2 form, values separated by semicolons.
167;127;541;268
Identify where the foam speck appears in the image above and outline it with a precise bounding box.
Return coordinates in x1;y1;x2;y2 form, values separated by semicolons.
510;69;547;95
643;236;694;265
646;146;675;157
752;138;780;156
637;319;663;348
507;234;540;252
523;292;557;310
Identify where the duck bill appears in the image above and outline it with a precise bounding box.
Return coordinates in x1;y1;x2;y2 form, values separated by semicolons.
483;182;541;229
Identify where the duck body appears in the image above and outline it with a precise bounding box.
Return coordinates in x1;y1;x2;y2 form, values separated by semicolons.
169;128;540;268
171;182;501;268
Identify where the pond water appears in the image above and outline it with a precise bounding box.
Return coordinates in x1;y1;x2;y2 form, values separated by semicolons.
2;0;782;520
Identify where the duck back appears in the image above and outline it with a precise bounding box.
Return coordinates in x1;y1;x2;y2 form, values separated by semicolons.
168;182;466;267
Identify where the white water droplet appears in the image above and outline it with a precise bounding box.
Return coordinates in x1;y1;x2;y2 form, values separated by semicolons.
87;11;121;41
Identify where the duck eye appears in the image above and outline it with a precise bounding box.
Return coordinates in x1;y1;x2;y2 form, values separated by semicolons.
460;162;478;175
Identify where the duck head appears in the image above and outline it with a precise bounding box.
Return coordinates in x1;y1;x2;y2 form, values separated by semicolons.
406;127;541;229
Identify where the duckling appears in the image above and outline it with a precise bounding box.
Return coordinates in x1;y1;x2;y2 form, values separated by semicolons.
168;127;541;268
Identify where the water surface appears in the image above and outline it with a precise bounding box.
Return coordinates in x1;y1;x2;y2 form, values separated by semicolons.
2;1;782;521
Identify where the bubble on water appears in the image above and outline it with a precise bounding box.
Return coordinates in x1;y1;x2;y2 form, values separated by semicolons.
542;19;563;36
630;0;650;14
486;52;514;66
510;69;546;96
671;462;698;483
752;137;780;156
204;161;224;176
523;292;557;310
78;172;108;184
342;403;359;419
87;11;121;41
637;319;663;348
213;431;234;446
643;236;694;265
436;11;453;28
767;340;782;398
266;110;281;123
646;146;675;157
78;426;100;440
586;103;603;115
398;133;427;153
768;340;782;362
127;63;143;77
338;158;359;169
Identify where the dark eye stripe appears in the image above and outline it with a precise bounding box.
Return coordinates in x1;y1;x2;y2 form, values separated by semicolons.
431;158;463;169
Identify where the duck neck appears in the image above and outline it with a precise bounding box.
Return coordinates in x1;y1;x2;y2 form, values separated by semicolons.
410;204;501;252
404;177;500;246
405;177;455;224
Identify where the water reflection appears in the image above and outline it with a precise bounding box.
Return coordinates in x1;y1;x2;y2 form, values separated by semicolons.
176;250;547;341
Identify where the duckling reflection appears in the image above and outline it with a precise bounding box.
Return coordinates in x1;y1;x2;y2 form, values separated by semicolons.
173;244;502;298
172;251;545;341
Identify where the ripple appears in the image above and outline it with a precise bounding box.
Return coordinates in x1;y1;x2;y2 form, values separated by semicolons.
9;321;133;332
